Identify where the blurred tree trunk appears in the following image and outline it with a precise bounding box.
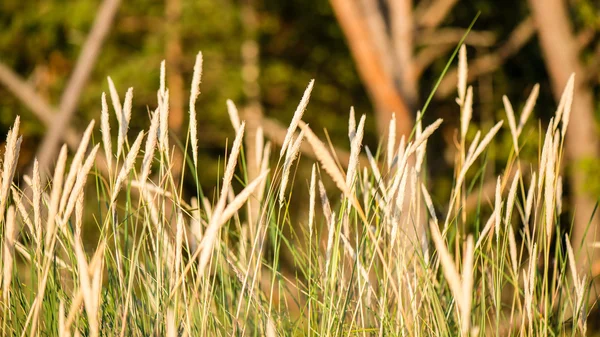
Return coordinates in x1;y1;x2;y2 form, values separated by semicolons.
166;0;185;179
528;0;600;271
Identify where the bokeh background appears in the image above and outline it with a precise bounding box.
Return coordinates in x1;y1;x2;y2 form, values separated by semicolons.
1;0;600;270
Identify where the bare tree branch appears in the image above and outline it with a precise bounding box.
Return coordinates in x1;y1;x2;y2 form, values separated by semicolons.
416;0;458;29
528;0;600;275
358;0;396;77
436;17;535;99
36;0;121;175
416;28;497;47
329;0;413;138
389;0;418;108
0;61;108;175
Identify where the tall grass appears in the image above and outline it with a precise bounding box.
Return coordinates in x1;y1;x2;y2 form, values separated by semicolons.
0;48;593;336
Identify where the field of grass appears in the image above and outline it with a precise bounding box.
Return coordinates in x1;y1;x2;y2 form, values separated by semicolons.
0;47;594;336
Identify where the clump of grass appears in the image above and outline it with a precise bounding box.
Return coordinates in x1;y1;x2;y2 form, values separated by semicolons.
0;48;594;337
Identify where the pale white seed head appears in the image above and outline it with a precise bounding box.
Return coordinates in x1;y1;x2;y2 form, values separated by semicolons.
517;84;539;135
100;92;113;172
505;170;520;227
226;99;241;132
107;76;122;123
525;172;536;224
508;225;518;275
387;113;396;170
348;106;356;141
111;131;145;203
561;74;575;138
140;109;160;184
494;176;502;241
189;52;203;168
346;114;365;189
503;95;519;154
457;44;468;107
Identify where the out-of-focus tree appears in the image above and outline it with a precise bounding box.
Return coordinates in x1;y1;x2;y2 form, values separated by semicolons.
528;0;600;276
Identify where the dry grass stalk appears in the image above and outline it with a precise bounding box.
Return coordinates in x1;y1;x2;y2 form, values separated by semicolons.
116;87;133;159
461;86;473;141
346;114;365;190
111;131;145;203
309;164;316;237
279;130;305;205
560;73;574;138
2;206;17;304
140;109;160;184
60;145;100;227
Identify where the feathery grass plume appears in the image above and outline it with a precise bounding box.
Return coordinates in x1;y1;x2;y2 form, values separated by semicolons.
494;176;502;241
189;197;203;250
318;179;332;224
503;95;519;154
140;109;160;184
195;122;245;276
430;220;464;312
556;176;563;215
255;126;264;168
505;170;520;227
0;117;21;224
461;86;473;141
538;120;553;193
279;130;304;205
461;236;474;337
117;88;133;159
415;116;426;172
299;122;349;197
160;60;166;95
565;234;579;289
348;106;356;141
365;147;386;204
257;142;271;202
189;51;203;168
421;183;437;225
59;120;95;213
456;121;503;189
413;118;443;151
2;206;17;304
475;208;497;249
525;172;536;224
226;99;241;132
111;131;145;203
387;113;396;170
280;79;314;157
100;93;113;172
309;164;316;237
517;84;539;134
174;211;184;281
60;145;100;226
107;76;122;121
465;130;480;161
561;73;575;138
457;44;468;107
508;225;518;275
218;170;269;226
159;89;170;152
12;187;34;236
346;114;365;189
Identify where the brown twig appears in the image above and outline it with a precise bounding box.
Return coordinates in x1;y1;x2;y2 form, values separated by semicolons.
415;0;458;29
